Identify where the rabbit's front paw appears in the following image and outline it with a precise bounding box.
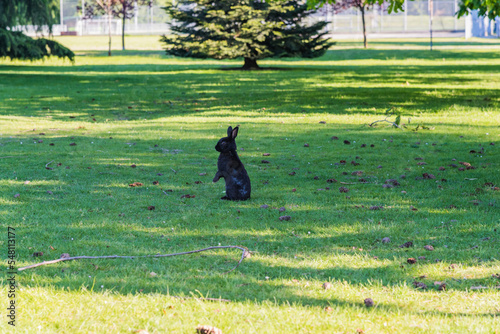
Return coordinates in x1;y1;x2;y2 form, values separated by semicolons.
213;171;223;182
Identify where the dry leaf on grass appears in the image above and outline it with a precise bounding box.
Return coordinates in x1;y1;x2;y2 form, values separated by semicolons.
196;325;222;334
339;187;349;193
129;182;143;187
413;281;427;289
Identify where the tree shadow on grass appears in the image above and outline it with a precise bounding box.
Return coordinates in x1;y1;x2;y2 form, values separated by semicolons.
4;225;500;319
72;47;500;62
1;60;499;121
75;50;166;58
352;39;500;47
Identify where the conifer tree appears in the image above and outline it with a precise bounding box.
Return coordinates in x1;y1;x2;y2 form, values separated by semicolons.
0;0;74;61
161;0;333;69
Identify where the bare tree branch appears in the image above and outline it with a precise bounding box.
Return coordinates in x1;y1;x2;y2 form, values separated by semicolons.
18;245;251;274
172;296;232;302
368;113;404;130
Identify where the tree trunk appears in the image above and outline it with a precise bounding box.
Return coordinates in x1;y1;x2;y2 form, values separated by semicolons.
361;6;367;49
122;15;126;51
242;57;260;70
107;11;112;56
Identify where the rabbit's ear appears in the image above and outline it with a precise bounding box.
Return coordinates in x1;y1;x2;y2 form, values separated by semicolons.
227;126;233;137
231;126;239;139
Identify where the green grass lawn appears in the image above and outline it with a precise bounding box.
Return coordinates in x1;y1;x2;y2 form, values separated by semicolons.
0;37;499;333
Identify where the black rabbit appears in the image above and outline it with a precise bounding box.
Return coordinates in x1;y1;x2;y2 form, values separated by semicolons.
213;126;251;201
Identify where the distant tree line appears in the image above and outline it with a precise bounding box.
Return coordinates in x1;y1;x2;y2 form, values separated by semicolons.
0;0;497;62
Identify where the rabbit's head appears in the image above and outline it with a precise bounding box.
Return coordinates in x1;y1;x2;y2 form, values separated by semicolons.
215;126;239;153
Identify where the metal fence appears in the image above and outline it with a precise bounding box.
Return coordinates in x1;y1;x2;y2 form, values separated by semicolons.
58;0;169;35
18;0;498;37
314;0;465;34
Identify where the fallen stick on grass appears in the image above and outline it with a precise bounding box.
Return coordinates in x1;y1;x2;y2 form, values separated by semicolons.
18;245;250;274
172;296;232;303
368;112;404;130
